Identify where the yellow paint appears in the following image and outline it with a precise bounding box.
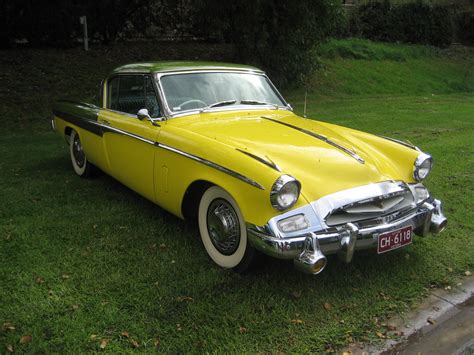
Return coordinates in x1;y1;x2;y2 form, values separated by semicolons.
55;108;420;227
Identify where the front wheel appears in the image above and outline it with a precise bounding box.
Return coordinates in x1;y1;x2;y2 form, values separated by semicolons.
69;129;94;178
198;186;257;273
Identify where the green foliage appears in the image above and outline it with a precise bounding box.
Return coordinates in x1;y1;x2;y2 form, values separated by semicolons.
351;1;454;47
457;12;474;45
192;0;345;87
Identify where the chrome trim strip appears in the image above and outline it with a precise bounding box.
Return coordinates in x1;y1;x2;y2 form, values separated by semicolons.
261;117;365;164
156;143;264;190
66;117;263;190
236;148;281;172
380;136;420;151
90;121;156;145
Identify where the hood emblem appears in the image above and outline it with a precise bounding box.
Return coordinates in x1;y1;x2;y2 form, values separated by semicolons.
261;116;365;164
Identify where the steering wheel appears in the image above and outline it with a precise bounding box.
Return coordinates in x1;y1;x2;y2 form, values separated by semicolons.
178;99;207;110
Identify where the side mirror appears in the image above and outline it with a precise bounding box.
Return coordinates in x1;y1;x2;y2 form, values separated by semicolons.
137;108;151;120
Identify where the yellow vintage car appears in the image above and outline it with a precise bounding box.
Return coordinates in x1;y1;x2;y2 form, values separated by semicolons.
52;61;447;275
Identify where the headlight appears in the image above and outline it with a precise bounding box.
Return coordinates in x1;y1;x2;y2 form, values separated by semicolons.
413;153;433;181
270;175;301;211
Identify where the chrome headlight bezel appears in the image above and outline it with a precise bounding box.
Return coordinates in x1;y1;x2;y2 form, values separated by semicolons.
413;152;433;182
270;175;301;211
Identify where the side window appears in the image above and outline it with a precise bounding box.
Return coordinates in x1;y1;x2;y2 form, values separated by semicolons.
117;75;145;115
144;76;160;118
107;77;120;111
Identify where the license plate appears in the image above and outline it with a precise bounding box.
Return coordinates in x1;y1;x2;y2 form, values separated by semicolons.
377;226;413;254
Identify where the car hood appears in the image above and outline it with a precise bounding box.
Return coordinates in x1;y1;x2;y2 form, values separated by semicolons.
171;110;414;202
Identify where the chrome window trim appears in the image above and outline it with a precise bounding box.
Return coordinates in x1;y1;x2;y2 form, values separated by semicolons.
261;116;365;164
103;73;165;120
154;70;290;119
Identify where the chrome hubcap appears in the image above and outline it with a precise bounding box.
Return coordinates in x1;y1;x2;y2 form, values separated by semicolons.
206;198;240;255
72;135;85;168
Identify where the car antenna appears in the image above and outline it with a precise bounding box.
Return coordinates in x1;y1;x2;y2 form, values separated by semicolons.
303;91;307;118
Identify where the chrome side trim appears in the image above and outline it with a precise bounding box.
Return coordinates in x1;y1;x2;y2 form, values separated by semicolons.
87;120;264;190
262;117;365;164
90;120;156;145
156;143;264;190
236;148;281;172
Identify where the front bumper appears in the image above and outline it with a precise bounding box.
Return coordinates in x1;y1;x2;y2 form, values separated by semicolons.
247;198;447;275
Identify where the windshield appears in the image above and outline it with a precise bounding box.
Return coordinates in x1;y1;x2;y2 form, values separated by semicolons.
159;72;286;114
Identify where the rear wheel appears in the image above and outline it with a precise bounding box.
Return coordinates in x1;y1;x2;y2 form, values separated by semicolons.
198;186;257;273
69;129;94;178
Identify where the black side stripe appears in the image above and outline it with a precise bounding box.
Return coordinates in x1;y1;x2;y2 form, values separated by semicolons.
54;111;264;189
53;110;103;136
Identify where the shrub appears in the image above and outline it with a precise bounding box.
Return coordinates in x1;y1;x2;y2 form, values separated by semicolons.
193;0;345;87
457;12;474;45
352;1;454;48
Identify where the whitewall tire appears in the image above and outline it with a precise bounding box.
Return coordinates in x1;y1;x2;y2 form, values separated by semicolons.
69;130;93;177
198;186;256;272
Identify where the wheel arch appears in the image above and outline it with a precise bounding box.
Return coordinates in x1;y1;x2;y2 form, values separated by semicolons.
181;180;215;222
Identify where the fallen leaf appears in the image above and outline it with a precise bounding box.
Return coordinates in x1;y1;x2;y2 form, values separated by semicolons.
19;335;32;344
159;243;167;250
291;290;301;299
99;339;109;349
176;324;182;331
150;243;157;249
71;304;79;310
405;253;410;260
447;267;453;272
376;331;385;338
427;317;436;325
465;271;471;276
176;296;194;302
35;277;44;284
154;338;160;347
2;322;15;331
444;286;451;291
290;319;304;324
119;226;127;229
93;224;98;230
457;282;463;287
121;331;130;338
432;306;440;312
171;260;176;264
130;339;139;348
62;274;70;279
239;326;247;334
386;324;397;331
6;344;14;352
90;334;97;340
324;302;332;311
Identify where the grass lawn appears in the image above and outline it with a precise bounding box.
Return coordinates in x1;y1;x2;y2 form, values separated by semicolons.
0;40;473;352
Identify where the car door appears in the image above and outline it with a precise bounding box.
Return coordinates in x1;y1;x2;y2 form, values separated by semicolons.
98;74;162;202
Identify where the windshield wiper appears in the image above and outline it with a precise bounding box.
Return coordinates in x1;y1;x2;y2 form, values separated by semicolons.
240;100;275;106
207;100;237;109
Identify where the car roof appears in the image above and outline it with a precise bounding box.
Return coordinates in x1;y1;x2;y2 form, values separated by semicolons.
110;61;264;75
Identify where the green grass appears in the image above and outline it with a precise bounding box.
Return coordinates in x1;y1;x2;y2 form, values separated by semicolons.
1;40;473;352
